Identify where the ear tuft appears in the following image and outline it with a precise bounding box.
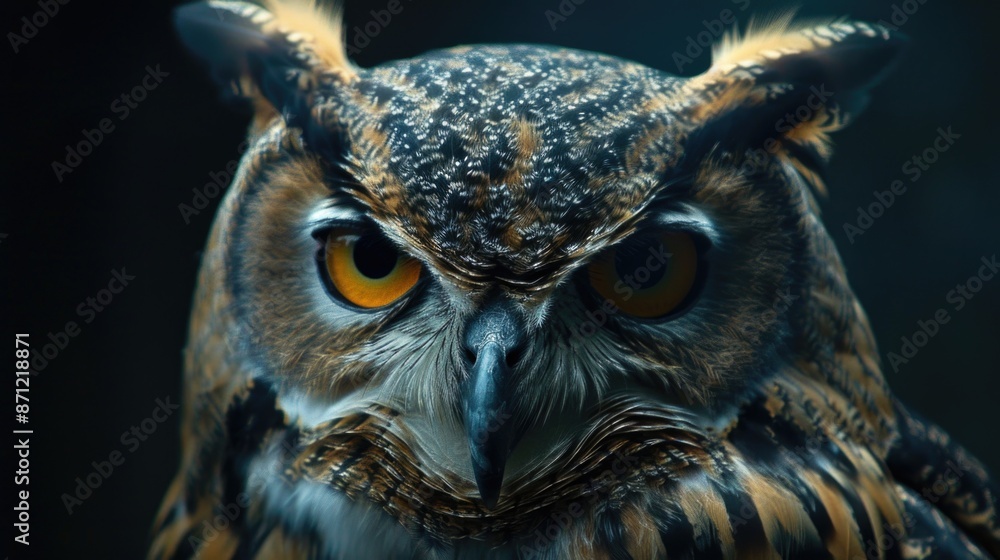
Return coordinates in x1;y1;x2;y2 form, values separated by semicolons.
677;16;906;197
710;15;906;94
711;11;803;70
175;1;354;127
261;0;351;72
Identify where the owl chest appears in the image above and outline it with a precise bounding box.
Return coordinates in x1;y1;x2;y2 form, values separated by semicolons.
280;479;888;560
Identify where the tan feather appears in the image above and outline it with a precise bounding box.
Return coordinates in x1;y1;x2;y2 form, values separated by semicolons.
260;0;354;75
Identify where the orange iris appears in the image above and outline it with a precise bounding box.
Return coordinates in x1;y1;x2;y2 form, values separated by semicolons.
587;232;699;318
324;228;421;308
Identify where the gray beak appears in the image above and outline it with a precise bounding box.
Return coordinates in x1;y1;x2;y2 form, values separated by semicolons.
461;299;525;509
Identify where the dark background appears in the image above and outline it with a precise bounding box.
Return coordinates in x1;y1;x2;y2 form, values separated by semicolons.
5;0;999;557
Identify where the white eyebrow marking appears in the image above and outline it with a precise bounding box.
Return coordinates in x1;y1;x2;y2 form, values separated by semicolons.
654;204;720;245
307;200;366;228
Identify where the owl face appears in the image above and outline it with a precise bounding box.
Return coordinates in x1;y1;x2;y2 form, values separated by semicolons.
163;1;910;553
224;36;821;500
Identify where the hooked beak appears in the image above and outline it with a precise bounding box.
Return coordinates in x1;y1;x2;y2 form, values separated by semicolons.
461;300;525;509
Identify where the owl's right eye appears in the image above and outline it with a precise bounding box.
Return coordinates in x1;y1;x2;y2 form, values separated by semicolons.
318;228;422;309
585;231;704;319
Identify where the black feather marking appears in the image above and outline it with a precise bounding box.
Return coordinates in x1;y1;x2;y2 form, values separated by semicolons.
223;378;287;509
596;505;634;560
819;467;877;556
652;501;696;560
655;488;727;560
888;401;1000;557
717;481;773;557
774;476;835;559
896;484;992;560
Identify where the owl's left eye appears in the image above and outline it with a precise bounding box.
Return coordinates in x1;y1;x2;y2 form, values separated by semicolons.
585;231;703;319
318;228;422;309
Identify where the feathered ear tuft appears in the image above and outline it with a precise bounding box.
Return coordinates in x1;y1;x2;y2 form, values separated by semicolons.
711;11;803;69
710;14;905;96
261;0;352;71
679;16;906;195
175;0;354;128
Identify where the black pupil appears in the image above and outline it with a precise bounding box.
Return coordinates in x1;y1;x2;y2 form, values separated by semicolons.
353;234;399;279
614;236;669;290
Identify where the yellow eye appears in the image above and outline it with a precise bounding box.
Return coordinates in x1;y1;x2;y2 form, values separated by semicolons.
322;228;422;309
587;232;700;319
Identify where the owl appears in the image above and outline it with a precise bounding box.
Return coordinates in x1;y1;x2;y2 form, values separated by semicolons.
151;1;1000;559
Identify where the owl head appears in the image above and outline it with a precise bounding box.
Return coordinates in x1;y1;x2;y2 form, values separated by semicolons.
172;0;904;517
